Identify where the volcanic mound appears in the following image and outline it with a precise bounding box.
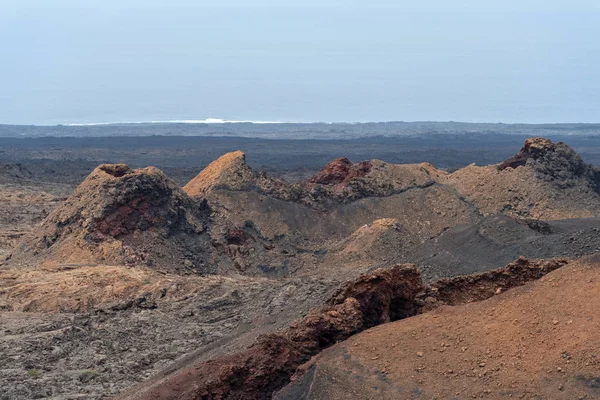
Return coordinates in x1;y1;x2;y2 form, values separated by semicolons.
445;137;600;219
183;151;259;197
14;164;212;273
300;158;445;206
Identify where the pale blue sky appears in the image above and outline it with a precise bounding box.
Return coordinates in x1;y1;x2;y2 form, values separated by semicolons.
1;0;599;124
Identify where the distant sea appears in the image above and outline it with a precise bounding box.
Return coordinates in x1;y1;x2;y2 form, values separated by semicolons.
1;121;600;140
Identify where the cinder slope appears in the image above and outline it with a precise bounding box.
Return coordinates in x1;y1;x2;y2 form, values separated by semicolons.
445;138;600;219
278;256;600;400
183;151;259;196
409;214;600;280
13;164;212;273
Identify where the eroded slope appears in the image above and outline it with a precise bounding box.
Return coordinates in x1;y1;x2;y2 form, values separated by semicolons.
277;256;600;400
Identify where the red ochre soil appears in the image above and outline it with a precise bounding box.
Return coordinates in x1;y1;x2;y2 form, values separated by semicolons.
275;255;600;400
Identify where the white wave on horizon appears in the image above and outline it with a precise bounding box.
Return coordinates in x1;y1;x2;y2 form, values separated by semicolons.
64;118;293;126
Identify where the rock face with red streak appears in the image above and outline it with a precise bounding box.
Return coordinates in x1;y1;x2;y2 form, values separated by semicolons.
14;164;213;273
121;257;569;400
120;265;425;400
308;158;372;185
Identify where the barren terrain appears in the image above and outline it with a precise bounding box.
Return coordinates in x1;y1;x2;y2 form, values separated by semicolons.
1;134;600;399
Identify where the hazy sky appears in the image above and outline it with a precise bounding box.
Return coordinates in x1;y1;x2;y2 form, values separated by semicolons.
1;0;599;124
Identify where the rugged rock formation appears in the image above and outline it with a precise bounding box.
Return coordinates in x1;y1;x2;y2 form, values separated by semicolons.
121;265;425;400
498;137;558;170
419;256;568;309
301;159;444;206
6;137;600;399
498;137;600;190
14;164;212;273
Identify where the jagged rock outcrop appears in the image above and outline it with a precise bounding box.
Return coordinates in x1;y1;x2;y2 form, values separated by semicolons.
308;157;372;185
300;159;445;206
498;137;558;170
14;164;213;273
498;137;600;190
120;265;425;400
122;257;570;400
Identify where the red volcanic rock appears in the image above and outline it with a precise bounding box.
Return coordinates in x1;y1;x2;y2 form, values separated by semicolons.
124;265;424;400
225;228;250;246
123;258;569;400
308;158;372;185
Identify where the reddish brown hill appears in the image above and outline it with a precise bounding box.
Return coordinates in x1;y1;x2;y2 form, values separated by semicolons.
14;164;213;273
